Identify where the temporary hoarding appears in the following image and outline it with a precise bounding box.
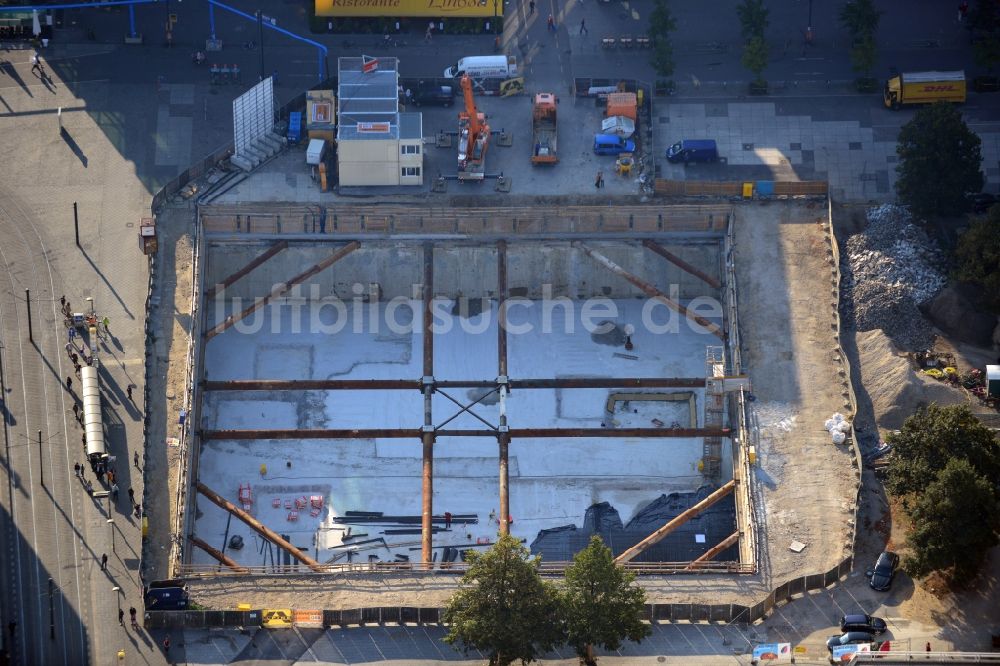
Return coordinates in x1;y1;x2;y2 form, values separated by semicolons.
316;0;502;18
751;643;791;662
831;643;870;663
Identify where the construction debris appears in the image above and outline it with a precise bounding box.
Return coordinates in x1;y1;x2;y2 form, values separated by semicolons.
841;204;946;350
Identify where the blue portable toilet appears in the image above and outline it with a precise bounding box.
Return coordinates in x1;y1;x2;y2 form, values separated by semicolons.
287;112;303;145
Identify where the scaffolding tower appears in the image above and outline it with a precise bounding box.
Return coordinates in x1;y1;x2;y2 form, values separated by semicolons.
702;346;726;479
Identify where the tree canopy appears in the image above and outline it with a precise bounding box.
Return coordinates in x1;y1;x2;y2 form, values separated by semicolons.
894;102;984;219
954;206;1000;310
904;458;1000;580
648;0;677;78
562;536;650;665
839;0;884;39
736;0;769;42
885;404;1000;496
443;534;563;666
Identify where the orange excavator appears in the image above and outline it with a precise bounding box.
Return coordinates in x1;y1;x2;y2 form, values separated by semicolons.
457;74;490;181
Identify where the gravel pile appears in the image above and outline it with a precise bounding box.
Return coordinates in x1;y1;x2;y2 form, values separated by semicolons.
840;204;946;350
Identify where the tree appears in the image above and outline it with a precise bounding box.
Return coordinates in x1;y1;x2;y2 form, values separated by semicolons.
894;102;984;219
904;458;1000;581
741;35;769;87
849;33;877;79
443;535;564;666
561;536;650;665
954;206;1000;310
973;33;1000;75
736;0;769;42
839;0;884;40
885;404;1000;498
648;0;676;78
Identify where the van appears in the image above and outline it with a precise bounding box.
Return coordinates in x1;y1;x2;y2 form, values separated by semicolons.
593;134;635;156
444;55;517;79
144;586;189;611
665;139;718;164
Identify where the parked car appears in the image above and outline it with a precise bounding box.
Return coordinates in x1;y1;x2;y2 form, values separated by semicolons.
867;551;900;591
840;613;887;635
409;82;454;107
826;631;875;652
665;139;719;164
593;133;635;156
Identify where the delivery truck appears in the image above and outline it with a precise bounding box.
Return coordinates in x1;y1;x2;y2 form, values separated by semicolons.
883;70;966;109
531;93;558;165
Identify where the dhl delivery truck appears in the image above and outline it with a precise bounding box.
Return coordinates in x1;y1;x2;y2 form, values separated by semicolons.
883;70;966;109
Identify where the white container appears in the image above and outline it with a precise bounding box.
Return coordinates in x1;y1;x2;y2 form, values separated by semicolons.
987;364;1000;398
306;138;327;165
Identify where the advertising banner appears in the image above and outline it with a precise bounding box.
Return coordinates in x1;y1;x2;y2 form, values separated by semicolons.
831;643;871;663
752;643;791;661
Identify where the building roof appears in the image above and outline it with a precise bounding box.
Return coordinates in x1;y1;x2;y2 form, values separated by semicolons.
338;57;401;140
399;113;422;140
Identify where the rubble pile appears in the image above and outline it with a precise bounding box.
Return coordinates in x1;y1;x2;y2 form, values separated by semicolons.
841;204;946;350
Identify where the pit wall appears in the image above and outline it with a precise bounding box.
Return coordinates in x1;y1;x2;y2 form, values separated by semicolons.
204;241;723;304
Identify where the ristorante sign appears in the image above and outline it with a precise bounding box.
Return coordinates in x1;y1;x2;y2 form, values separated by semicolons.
316;0;502;17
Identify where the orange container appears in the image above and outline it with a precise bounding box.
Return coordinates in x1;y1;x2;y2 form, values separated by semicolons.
606;92;637;120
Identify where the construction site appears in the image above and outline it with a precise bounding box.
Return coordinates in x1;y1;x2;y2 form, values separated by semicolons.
163;197;861;613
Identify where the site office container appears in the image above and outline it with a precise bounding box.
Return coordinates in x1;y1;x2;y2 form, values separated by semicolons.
883;70;966;109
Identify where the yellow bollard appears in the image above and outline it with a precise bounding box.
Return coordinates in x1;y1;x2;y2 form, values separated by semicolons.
260;463;267;477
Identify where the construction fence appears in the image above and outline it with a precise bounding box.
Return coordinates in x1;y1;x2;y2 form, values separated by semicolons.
198;203;733;236
654;180;829;198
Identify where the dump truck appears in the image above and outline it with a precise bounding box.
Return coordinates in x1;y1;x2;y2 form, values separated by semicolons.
883;70;966;109
531;93;558;165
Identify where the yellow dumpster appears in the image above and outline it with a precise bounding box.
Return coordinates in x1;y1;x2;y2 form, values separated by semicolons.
742;182;754;198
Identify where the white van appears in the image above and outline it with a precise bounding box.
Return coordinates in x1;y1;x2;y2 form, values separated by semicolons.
444;55;518;79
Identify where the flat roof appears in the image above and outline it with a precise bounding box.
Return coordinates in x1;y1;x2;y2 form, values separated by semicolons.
338;57;401;141
399;112;422;140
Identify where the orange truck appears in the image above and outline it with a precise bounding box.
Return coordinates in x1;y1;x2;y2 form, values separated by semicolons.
531;93;558;165
883;70;966;109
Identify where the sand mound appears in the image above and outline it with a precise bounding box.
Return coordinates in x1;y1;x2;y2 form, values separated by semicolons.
856;329;968;430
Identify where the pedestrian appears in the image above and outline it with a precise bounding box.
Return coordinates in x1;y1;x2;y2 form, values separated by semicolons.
85;479;93;494
118;608;124;626
547;14;555;32
74;363;81;378
127;385;133;401
129;606;138;629
74;462;81;477
71;353;79;365
65;342;73;356
128;487;135;503
100;553;108;570
926;642;932;652
580;18;587;35
489;508;497;524
134;451;140;469
444;511;453;529
73;403;79;416
134;503;141;518
507;514;514;526
528;0;535;13
111;483;119;501
66;376;72;390
30;53;40;75
81;433;87;447
60;295;66;307
68;326;76;342
425;23;433;42
163;634;171;654
102;316;110;335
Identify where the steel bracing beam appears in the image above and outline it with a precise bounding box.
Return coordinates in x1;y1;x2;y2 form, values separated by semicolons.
200;377;709;391
614;480;736;564
421;243;435;565
205;240;288;298
574;242;725;338
685;531;740;570
204;241;359;340
195;481;323;571
202;427;731;440
642;239;722;289
188;535;251;573
497;240;510;535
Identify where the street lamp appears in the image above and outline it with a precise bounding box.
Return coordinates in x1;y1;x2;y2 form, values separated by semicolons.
85;296;94;317
107;518;116;554
112;585;122;624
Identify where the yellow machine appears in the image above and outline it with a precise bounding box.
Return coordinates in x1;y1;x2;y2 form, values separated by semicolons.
616;153;634;176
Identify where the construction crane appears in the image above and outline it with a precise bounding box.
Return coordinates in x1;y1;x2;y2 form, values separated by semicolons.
457;74;490;182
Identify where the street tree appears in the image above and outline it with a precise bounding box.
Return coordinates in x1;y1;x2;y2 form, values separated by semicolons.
849;33;877;79
894;102;984;219
741;35;769;88
839;0;884;40
904;458;1000;581
561;536;650;665
648;0;677;79
885;404;1000;498
954;205;1000;310
736;0;769;43
443;534;563;666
